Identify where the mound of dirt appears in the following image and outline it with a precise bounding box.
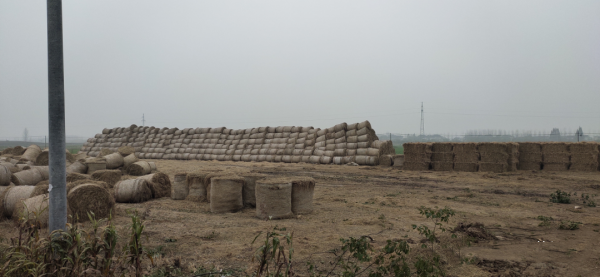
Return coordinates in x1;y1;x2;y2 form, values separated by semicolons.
454;222;496;242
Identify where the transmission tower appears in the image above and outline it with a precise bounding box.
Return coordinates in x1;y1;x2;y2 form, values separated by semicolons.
420;102;424;136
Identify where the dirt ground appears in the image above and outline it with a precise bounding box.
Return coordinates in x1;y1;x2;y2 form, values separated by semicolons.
2;160;600;276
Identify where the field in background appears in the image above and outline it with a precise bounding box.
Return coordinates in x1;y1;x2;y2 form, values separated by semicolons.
394;146;404;154
0;141;82;154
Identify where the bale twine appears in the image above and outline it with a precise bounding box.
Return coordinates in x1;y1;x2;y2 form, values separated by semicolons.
20;145;41;162
210;176;244;213
138;172;171;198
66;161;88;174
255;178;293;220
68;183;115;221
11;168;44;186
12;194;50;227
114;179;152;203
91;170;122;188
1;186;40;218
86;161;107;175
239;173;267;207
290;177;315;215
172;173;189;200
186;172;209;202
0;165;11;186
127;161;152;176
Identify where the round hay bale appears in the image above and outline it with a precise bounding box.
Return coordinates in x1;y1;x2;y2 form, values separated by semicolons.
240;173;267;207
67;172;90;183
118;146;135;156
98;148;114;158
1;186;40;218
35;151;49;166
172;173;189;200
127;161;152;176
20;145;41;162
114;179;152;203
86;161;107;174
103;153;124;169
67;179;110;194
91;170;122;188
32;180;50;196
138;172;171;198
210;176;244;213
148;162;157;171
291;177;315;215
186;172;209;202
355;155;379;166
12;194;51;227
0;165;11;186
10;146;26;156
67;161;88;174
68;183;115;221
11;168;44;186
123;154;139;168
33;166;49;180
255;178;293;220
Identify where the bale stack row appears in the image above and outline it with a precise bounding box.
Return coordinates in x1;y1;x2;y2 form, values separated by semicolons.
569;142;599;171
453;143;479;172
542;143;570;171
402;143;432;170
479;143;519;173
518;143;543;170
80;121;394;166
431;143;454;171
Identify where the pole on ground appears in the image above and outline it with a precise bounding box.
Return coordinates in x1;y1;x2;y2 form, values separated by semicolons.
47;0;67;232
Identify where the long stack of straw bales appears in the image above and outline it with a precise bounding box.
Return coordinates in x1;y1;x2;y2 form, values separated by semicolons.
403;142;600;173
80;121;394;166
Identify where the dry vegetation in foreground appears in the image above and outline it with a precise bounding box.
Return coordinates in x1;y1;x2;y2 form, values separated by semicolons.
2;159;600;276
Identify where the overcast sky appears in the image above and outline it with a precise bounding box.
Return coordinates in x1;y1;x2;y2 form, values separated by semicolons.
1;1;599;139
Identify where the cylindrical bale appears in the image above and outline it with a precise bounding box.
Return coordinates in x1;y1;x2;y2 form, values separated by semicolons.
210;176;244;213
186;172;209;202
291;177;315;215
87;161;107;175
66;172;90;183
355;155;379;166
91;170;122;188
68;183;115;221
11;168;44;186
255;178;294;220
127;161;152;176
138;172;171;198
114;179;152;203
172;173;189;200
117;146;135;156
32;166;50;180
357;120;371;130
0;165;11;186
12;194;51;227
1;186;40;218
20;145;42;162
67;161;88;174
240;173;267;207
123;153;139;168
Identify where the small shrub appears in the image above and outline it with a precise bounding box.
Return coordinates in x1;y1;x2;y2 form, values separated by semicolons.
559;221;580;230
550;190;571;204
537;216;554;227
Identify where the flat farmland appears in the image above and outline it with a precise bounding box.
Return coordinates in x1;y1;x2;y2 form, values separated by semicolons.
2;160;599;276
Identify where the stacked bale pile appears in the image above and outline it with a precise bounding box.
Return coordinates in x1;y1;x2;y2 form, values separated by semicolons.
478;143;519;173
402;143;432;170
453;143;479;172
80;120;393;166
431;143;454;171
542;143;570;171
569;142;599;171
518;143;542;170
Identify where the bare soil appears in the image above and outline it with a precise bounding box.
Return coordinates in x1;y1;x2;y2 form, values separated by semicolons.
2;160;600;276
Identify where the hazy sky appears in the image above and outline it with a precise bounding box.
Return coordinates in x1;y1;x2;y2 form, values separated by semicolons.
1;1;599;139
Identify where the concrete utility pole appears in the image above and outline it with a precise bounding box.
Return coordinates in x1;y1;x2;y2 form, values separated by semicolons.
47;0;67;232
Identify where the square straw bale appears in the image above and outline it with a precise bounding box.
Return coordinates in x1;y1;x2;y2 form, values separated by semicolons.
431;152;454;162
569;142;600;153
431;162;453;171
402;162;430;171
479;163;508;173
403;143;432;154
518;142;542;153
454;152;479;163
543;153;570;163
480;152;509;163
477;143;508;154
541;142;568;153
453;163;478;172
392;155;404;167
543;163;569;171
404;153;432;163
519;152;542;163
571;153;599;164
432;143;453;153
518;162;541;171
453;143;478;153
569;163;599;172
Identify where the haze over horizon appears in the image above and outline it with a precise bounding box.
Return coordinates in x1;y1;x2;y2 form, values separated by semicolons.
1;1;599;140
